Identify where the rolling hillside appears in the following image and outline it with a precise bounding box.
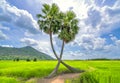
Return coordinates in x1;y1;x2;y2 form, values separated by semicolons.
0;46;53;60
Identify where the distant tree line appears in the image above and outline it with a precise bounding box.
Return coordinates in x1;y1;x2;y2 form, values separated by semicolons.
13;58;37;62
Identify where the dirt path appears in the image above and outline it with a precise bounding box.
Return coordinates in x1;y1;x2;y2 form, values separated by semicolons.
37;73;81;83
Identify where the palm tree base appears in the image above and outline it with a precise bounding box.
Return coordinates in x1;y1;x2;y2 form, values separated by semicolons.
45;61;60;78
61;61;85;73
45;60;84;78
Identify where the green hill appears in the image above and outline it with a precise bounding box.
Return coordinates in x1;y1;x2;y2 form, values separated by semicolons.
0;46;53;60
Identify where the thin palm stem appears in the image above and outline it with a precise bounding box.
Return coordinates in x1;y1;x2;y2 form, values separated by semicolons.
50;33;79;71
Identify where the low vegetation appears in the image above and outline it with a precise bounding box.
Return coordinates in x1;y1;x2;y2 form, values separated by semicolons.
0;60;120;83
66;61;120;83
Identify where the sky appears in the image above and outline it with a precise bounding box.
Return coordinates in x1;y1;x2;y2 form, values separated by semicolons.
0;0;120;59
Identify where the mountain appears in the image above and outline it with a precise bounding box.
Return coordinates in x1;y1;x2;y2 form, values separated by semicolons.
0;46;53;60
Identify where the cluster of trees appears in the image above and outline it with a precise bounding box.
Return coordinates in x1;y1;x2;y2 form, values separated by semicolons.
13;58;37;62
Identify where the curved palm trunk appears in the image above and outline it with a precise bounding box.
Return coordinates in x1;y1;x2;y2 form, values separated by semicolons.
47;32;64;78
47;32;80;78
46;60;61;78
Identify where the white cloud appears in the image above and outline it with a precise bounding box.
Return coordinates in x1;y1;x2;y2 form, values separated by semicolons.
20;38;38;46
110;35;117;42
115;40;120;46
103;39;120;59
74;34;106;51
20;37;54;57
114;0;120;8
58;0;120;59
24;31;35;37
0;30;8;40
0;24;9;40
0;0;39;34
1;45;13;47
0;24;10;30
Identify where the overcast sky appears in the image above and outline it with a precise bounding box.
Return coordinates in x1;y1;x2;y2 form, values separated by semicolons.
0;0;120;59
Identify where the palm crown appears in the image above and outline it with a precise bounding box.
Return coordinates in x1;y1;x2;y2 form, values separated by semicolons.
37;3;60;34
58;11;79;43
37;3;79;43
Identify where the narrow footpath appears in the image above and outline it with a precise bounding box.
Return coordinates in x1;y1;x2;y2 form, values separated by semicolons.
38;73;81;83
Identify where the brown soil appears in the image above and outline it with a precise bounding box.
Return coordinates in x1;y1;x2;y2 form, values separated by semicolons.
37;73;81;83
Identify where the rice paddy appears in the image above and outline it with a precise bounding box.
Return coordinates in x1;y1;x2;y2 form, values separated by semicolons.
0;60;120;83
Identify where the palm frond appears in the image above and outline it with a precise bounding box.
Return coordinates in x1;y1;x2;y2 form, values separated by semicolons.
36;14;43;18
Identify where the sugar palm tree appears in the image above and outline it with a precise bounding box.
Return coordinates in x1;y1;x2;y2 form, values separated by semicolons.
37;3;81;78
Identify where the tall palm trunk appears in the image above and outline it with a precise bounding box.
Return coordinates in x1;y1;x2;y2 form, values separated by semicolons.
47;32;64;78
47;32;80;78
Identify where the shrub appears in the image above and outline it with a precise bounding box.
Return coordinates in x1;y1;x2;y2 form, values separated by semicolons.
33;58;37;62
16;58;19;61
26;58;31;62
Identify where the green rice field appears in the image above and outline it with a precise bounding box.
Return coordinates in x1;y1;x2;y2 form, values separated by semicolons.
0;60;120;83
